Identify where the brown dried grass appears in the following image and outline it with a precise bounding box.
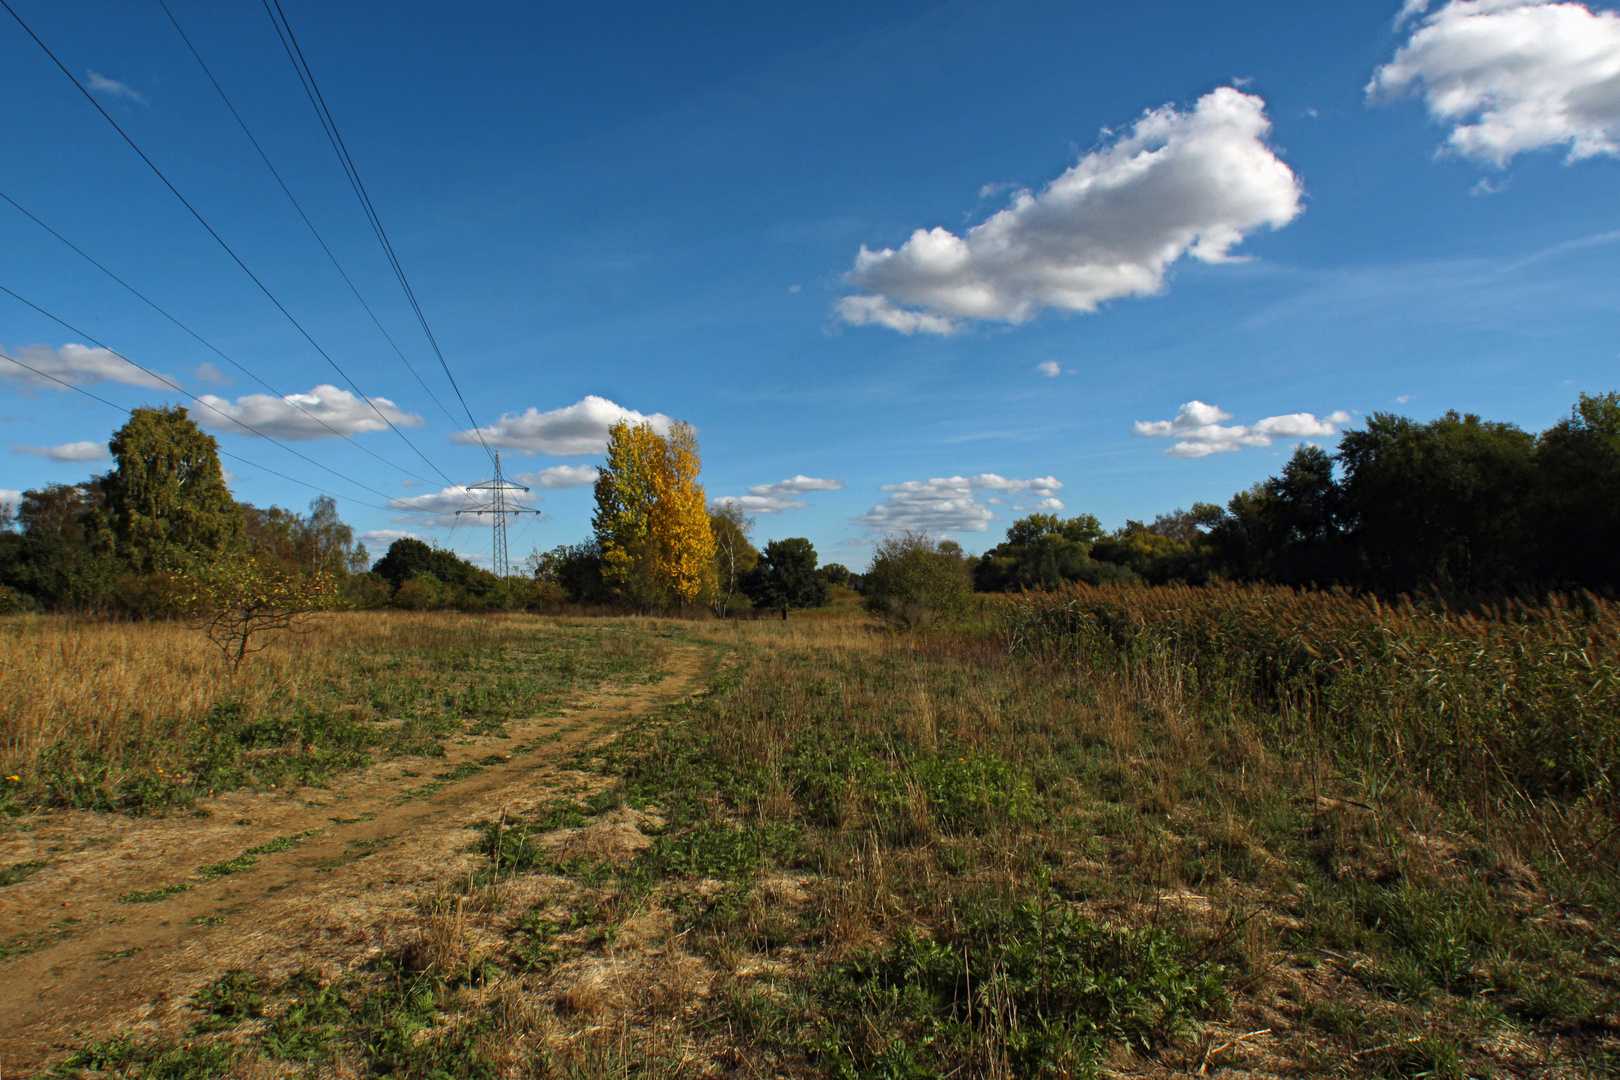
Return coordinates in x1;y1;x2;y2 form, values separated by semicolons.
0;610;674;793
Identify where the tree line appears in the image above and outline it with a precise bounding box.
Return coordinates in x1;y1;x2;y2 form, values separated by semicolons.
0;405;507;615
10;391;1608;618
974;391;1620;597
0;408;854;618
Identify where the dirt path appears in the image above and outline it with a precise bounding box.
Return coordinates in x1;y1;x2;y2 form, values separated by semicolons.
0;638;716;1076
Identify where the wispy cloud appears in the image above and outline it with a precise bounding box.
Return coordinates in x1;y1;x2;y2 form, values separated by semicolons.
1133;401;1351;458
749;475;844;496
455;396;673;456
358;529;425;551
86;71;147;105
12;440;109;462
388;486;497;529
838;87;1302;334
711;494;810;515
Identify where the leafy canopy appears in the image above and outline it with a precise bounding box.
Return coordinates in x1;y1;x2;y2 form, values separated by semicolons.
743;537;826;617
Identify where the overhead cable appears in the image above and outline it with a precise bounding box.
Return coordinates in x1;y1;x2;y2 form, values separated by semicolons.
0;186;441;487
0;0;459;487
0;280;409;506
262;0;495;461
0;346;399;514
154;0;468;435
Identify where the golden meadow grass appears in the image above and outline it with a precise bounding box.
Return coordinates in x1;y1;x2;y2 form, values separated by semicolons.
0;612;670;811
7;598;1617;1077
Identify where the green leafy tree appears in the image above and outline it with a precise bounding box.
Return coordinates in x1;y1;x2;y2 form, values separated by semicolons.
973;513;1133;591
821;562;853;587
1337;411;1535;592
243;495;367;577
1200;445;1346;585
370;537;499;607
863;532;973;628
0;481;123;609
103;405;241;573
529;540;610;603
1534;391;1620;587
709;505;759;616
742;537;826;620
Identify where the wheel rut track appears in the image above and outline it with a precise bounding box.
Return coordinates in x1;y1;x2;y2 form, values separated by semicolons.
0;639;716;1075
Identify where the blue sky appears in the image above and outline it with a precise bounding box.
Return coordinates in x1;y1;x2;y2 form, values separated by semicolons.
2;0;1617;566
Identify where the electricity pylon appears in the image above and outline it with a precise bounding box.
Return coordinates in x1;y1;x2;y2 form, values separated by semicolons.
455;453;542;578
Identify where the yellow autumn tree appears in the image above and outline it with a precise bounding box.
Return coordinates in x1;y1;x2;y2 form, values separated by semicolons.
650;421;717;604
593;419;716;608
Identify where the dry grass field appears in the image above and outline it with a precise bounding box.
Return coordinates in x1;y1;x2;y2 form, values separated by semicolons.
1;598;1616;1078
0;611;671;815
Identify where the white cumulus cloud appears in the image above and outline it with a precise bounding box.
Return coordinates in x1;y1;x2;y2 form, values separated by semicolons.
194;385;422;440
515;464;600;489
86;71;147;105
1036;361;1062;377
838;87;1302;334
1134;401;1352;458
388;486;495;529
712;494;810;515
0;342;170;390
710;476;844;515
455;396;673;456
12;440;109;462
1;489;22;512
854;474;1062;534
1370;0;1620;165
748;475;845;496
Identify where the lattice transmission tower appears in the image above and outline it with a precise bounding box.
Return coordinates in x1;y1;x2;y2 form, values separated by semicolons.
455;453;542;578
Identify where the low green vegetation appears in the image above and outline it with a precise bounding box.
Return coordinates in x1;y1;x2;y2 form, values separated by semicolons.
117;882;193;904
32;595;1620;1076
0;858;46;887
195;831;321;881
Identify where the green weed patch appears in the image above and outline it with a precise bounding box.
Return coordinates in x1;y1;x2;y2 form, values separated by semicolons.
0;858;45;887
198;830;319;880
117;882;193;904
814;899;1225;1078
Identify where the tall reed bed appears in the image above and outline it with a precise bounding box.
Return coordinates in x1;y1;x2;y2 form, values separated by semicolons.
996;584;1620;815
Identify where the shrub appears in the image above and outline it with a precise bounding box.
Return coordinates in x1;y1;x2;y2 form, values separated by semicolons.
393;573;444;611
862;532;973;629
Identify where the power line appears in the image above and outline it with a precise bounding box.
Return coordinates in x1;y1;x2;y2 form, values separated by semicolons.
262;0;495;461
0;346;399;515
153;0;468;436
0;186;441;487
0;0;459;487
0;280;408;506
